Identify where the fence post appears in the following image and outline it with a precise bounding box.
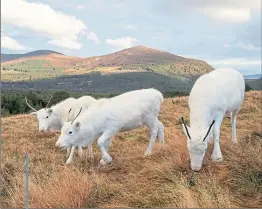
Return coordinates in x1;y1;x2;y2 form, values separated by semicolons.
25;152;29;209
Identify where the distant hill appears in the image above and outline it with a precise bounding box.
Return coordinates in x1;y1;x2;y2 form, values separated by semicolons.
1;50;64;62
244;74;262;80
81;45;188;66
1;45;215;81
77;45;215;76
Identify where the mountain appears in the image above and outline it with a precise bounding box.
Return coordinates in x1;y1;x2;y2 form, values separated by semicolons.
1;50;64;62
81;45;188;66
77;45;214;75
1;45;215;81
1;50;82;69
244;74;262;80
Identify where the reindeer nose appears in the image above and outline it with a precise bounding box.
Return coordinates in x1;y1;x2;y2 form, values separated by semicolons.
191;165;202;172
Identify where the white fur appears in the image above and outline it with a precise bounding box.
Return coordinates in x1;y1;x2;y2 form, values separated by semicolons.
182;68;245;171
61;97;110;164
29;97;77;131
66;96;97;122
56;88;165;165
27;96;99;164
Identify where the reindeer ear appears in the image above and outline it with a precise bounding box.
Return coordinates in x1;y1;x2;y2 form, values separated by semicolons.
47;108;53;114
203;120;215;142
181;117;191;140
74;122;81;131
182;123;191;139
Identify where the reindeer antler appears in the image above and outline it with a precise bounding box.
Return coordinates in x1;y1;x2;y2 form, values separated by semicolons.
25;97;37;112
65;108;72;122
71;107;82;125
45;95;53;109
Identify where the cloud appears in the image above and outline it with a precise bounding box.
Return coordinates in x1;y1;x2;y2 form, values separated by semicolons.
156;0;261;23
224;42;261;51
200;7;251;23
192;0;260;23
1;0;87;49
236;42;261;51
123;24;137;30
47;38;82;49
208;58;261;66
223;43;231;48
207;57;261;75
106;37;138;51
1;36;26;51
76;5;85;10
86;32;101;44
151;32;170;41
216;67;261;75
184;0;261;10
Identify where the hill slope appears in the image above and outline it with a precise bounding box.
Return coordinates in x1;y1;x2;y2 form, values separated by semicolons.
1;45;215;81
77;45;214;76
80;45;189;66
1;50;64;62
1;91;261;208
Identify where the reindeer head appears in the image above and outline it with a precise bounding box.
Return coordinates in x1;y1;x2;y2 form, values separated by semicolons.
25;96;59;131
181;117;215;171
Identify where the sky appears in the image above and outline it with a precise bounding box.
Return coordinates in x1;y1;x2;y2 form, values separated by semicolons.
1;0;261;75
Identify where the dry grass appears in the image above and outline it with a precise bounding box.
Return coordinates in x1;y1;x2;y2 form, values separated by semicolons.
64;66;145;76
1;91;262;208
64;66;121;75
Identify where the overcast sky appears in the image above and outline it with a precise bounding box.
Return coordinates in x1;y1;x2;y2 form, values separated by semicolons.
1;0;261;75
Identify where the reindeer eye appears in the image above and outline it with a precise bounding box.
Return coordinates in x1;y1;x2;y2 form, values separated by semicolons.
46;116;49;118
68;131;72;135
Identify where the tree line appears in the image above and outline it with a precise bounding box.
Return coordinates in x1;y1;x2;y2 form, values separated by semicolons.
1;90;189;117
1;82;253;117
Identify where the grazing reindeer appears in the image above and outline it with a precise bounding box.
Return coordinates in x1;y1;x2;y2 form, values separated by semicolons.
26;95;99;164
181;68;245;171
56;88;165;165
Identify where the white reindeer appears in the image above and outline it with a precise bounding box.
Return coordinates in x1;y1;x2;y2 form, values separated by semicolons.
181;68;245;171
61;97;110;164
26;96;77;131
25;95;97;164
55;88;165;165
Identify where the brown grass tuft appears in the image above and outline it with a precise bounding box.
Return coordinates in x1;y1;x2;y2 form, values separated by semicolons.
7;168;93;208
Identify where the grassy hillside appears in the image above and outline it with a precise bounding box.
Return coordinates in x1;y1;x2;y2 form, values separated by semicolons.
120;62;211;77
1;50;63;62
76;45;214;77
1;46;214;81
1;60;65;81
1;53;82;81
1;91;261;208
